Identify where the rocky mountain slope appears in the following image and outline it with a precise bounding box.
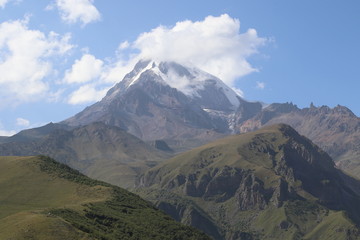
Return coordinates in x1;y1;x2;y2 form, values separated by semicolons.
0;122;169;188
135;124;360;240
0;155;210;240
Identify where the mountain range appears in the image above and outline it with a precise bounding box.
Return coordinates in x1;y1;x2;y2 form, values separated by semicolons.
237;102;360;177
3;60;359;178
0;59;360;239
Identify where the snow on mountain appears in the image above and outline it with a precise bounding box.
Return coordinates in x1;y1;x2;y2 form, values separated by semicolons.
106;60;241;111
63;59;266;149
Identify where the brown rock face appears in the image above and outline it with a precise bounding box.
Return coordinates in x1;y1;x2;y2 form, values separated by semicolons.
235;173;268;210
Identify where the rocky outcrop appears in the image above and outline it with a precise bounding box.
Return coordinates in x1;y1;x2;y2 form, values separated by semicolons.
156;200;223;240
183;167;244;201
270;178;295;207
235;173;268;210
140;165;297;211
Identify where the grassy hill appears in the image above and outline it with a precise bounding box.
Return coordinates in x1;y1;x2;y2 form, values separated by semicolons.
0;155;210;240
0;122;170;188
136;124;360;239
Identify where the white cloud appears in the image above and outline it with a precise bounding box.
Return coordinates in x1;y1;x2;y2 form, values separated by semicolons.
0;0;22;8
54;0;101;26
256;81;265;89
123;14;266;87
0;19;73;106
0;121;16;136
0;129;16;136
0;0;9;8
16;117;30;127
64;54;103;84
68;84;108;105
119;41;129;50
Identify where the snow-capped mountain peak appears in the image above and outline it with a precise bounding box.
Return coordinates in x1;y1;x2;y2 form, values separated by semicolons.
107;60;242;111
156;61;241;111
64;59;264;144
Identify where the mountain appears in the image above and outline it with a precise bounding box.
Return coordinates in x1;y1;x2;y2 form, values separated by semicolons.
2;59;360;181
61;59;360;178
63;60;262;152
135;124;360;240
236;102;360;178
0;122;169;188
0;155;210;240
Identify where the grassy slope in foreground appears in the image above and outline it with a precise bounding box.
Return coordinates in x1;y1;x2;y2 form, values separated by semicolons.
0;155;210;240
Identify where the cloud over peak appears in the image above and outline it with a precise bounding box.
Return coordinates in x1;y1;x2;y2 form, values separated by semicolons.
127;14;266;86
65;14;267;105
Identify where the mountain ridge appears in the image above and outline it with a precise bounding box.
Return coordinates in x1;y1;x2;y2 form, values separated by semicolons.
237;102;360;177
135;123;360;240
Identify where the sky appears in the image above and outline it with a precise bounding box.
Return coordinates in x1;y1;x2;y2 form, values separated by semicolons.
0;0;359;135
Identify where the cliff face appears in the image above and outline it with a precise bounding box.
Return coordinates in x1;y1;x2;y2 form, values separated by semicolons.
136;124;360;240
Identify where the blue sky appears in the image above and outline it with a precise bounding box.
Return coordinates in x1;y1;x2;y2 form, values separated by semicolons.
0;0;359;135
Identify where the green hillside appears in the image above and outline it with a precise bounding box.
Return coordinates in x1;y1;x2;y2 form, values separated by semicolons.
136;124;360;240
0;155;210;240
0;122;170;188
